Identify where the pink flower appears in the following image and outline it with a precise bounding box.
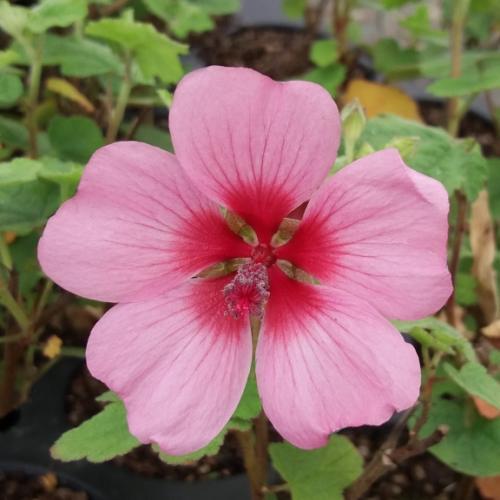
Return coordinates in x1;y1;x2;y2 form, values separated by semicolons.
38;66;452;454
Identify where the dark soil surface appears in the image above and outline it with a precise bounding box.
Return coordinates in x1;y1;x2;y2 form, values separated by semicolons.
190;25;314;80
0;471;88;500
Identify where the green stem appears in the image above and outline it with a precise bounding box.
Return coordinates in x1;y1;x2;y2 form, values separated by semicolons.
0;285;30;332
0;236;12;271
106;57;132;143
26;44;43;159
447;0;470;136
33;279;53;322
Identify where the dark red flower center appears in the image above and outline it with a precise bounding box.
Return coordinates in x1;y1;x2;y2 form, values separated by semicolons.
223;263;270;319
251;243;276;267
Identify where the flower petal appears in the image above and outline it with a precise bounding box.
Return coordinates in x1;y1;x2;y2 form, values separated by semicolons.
276;148;452;320
38;142;248;303
169;66;340;241
256;269;420;449
86;277;252;455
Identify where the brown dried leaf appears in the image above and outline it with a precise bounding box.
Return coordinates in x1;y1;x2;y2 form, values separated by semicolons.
473;396;500;420
470;190;498;323
476;475;500;500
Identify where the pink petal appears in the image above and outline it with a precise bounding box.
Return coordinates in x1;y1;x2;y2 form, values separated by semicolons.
38;142;249;303
276;148;452;320
169;66;340;242
86;277;252;455
256;269;420;449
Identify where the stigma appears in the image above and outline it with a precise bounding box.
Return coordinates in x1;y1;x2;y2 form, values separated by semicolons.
223;263;270;319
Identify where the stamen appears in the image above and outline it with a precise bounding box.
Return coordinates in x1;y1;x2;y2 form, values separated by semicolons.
223;263;270;319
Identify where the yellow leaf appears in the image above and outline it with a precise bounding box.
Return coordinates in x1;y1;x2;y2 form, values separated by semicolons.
46;77;95;113
42;335;62;359
342;79;422;121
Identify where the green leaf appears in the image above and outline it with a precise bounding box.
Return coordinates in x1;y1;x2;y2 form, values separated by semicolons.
48;115;104;164
310;40;338;68
0;115;28;149
133;125;172;151
371;38;420;80
490;350;500;366
38;157;83;201
28;0;87;34
85;18;188;83
233;373;261;421
0;115;52;155
361;115;488;201
51;400;140;462
419;48;500;79
443;362;500;409
43;34;123;77
0;158;59;232
156;429;226;465
269;435;363;500
95;391;120;403
488;158;500;217
0;2;29;38
302;64;346;97
10;232;43;296
455;273;478;306
399;5;447;44
414;379;500;476
394;317;476;360
146;0;213;38
0;73;23;108
283;0;306;18
427;62;500;97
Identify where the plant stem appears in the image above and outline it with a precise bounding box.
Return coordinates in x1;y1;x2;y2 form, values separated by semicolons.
236;430;261;500
346;351;445;499
332;0;351;61
447;0;470;136
0;286;30;332
444;191;468;326
0;236;12;271
106;57;132;143
26;44;43;159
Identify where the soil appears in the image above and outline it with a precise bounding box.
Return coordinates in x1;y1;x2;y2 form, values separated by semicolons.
0;470;88;500
66;365;244;481
190;25;314;80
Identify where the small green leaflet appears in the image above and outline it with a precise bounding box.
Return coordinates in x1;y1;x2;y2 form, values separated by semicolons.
361;115;488;201
51;399;140;463
269;435;363;500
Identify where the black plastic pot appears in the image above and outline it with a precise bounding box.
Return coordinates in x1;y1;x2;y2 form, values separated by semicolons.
0;358;251;500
